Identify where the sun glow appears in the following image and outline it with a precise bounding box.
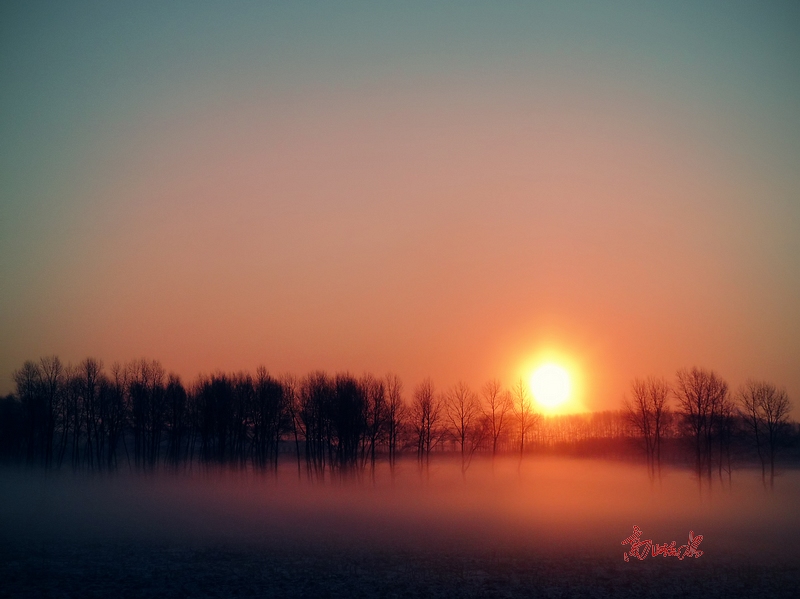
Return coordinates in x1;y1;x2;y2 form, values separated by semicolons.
529;363;571;409
510;345;587;414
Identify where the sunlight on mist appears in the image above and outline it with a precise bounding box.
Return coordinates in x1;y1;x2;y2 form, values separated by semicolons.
3;457;797;564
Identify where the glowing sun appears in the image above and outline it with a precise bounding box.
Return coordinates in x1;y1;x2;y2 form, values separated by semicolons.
529;363;571;409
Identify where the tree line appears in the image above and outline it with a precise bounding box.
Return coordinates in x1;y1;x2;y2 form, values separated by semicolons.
0;356;540;478
0;357;796;483
623;367;795;487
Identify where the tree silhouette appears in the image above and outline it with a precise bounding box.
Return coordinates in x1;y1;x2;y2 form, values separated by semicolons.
675;368;728;481
299;371;333;480
13;360;44;467
331;373;366;476
512;379;539;468
129;359;167;468
361;373;386;478
281;374;303;479
623;376;669;478
106;363;129;470
252;367;285;472
38;356;64;469
410;378;443;472
164;373;188;468
738;380;792;488
444;381;483;478
714;392;737;484
481;379;512;466
384;373;405;477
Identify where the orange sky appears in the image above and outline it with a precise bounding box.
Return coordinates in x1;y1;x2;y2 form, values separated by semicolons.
1;3;798;415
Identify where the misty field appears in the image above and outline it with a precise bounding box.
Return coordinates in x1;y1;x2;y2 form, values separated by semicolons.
2;457;799;598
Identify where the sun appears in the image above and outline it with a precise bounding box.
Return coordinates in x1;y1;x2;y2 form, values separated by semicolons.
529;363;571;409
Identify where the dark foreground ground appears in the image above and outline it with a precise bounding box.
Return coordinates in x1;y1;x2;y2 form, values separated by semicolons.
3;539;798;599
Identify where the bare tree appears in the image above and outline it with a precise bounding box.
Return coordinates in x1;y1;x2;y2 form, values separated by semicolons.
129;359;166;469
230;372;254;468
164;373;188;468
512;379;540;467
738;380;792;488
252;366;285;473
445;381;483;478
384;373;405;477
78;358;105;470
715;394;736;484
38;356;64;469
624;378;654;472
481;379;512;465
675;367;728;481
329;373;366;478
193;372;234;465
623;376;670;477
648;378;669;474
410;378;443;471
13;360;43;466
360;373;386;478
107;362;130;470
760;385;791;488
299;371;332;480
56;363;78;469
281;374;303;480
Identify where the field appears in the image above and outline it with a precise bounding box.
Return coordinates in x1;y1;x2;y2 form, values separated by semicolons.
2;457;799;598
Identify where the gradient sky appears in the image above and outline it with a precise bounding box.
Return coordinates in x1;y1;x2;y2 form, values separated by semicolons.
2;1;799;414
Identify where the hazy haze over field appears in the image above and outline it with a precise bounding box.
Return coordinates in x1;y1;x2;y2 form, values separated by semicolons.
3;458;798;560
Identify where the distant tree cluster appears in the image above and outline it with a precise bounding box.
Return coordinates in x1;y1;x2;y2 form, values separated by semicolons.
623;367;795;487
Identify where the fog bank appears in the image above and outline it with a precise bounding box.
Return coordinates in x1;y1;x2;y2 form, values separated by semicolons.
3;457;798;565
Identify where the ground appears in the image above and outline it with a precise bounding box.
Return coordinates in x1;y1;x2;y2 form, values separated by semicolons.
3;539;798;598
2;459;798;598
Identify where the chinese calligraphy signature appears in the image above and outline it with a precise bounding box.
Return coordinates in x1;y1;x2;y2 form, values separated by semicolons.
621;526;703;561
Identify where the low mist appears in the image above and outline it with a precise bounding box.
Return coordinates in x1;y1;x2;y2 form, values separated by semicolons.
3;457;798;565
